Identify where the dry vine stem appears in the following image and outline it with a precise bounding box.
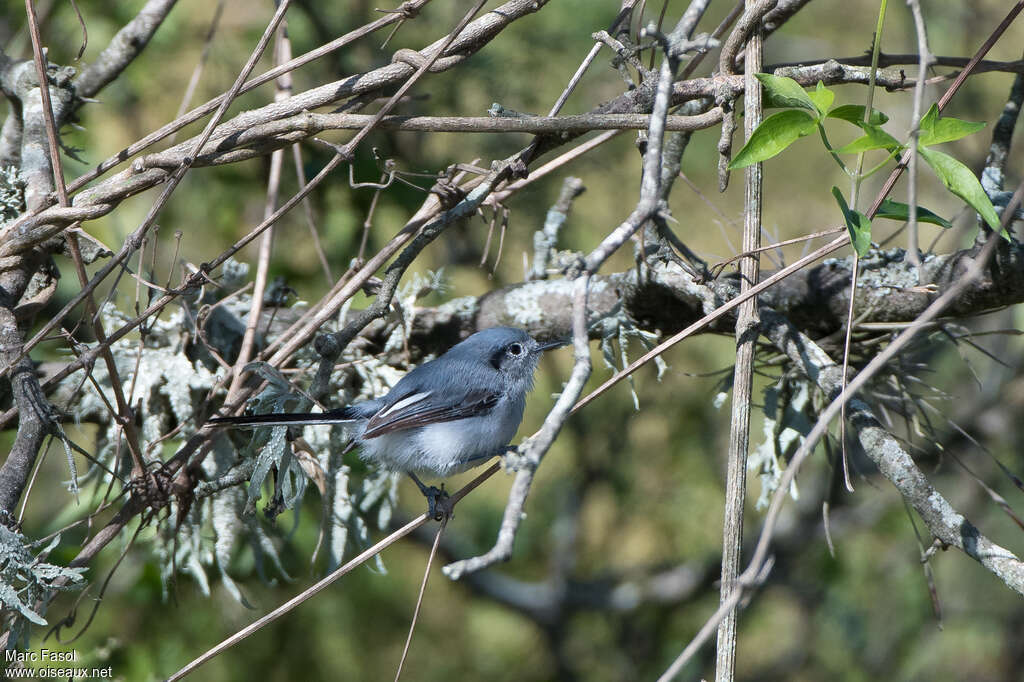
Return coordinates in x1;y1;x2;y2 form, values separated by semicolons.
715;0;763;678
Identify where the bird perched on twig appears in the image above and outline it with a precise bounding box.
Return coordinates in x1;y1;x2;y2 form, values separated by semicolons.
210;326;564;518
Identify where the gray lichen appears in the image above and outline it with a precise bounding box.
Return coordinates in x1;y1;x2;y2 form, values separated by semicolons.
0;526;86;649
0;165;25;225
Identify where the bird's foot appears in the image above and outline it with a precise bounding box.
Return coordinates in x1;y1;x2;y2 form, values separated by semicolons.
408;473;453;522
426;484;453;522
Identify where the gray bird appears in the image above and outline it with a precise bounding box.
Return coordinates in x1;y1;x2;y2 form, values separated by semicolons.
210;326;563;516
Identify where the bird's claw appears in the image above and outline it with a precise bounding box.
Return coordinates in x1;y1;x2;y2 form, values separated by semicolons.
425;484;452;522
407;473;453;521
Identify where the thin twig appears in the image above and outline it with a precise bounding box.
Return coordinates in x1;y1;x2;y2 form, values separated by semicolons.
906;0;934;272
24;0;67;205
571;234;849;415
839;0;889;494
444;20;684;579
168;0;225;144
292;143;334;284
706;227;845;277
225;17;292;404
25;0;151;483
394;517;447;682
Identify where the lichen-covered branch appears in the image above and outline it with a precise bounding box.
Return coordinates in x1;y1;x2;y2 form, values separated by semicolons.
0;39;77;518
404;238;1024;352
760;309;1024;594
0;327;49;517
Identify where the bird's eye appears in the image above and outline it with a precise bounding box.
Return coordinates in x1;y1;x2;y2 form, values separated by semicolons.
507;342;524;356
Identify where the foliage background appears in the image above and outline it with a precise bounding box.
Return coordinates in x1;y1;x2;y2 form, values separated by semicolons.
1;1;1022;680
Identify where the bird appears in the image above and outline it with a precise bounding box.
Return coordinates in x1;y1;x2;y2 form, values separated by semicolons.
209;326;564;517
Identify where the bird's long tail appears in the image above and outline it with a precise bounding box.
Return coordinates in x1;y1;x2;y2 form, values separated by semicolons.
208;408;357;428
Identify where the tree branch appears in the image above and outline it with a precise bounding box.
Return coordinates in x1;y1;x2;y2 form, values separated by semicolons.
760;308;1024;594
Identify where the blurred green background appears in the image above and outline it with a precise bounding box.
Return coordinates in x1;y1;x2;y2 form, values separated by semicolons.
3;1;1024;680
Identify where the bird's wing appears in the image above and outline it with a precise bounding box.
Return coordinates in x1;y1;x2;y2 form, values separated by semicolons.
360;387;500;440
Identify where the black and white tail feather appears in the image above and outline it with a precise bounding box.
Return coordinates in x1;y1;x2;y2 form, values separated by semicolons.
209;407;363;428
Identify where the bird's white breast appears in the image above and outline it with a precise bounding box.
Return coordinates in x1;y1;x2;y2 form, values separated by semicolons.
355;396;523;478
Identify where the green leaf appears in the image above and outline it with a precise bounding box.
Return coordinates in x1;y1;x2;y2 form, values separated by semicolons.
875;199;952;228
728;110;817;169
807;81;835;118
917;103;986;146
918;103;939;132
835;123;903;154
826;105;889;126
918;146;1006;238
756;73;817;112
832;186;872;256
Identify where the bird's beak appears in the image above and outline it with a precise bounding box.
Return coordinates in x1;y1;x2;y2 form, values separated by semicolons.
536;338;570;352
